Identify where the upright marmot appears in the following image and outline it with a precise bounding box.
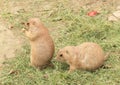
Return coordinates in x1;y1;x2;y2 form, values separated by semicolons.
23;18;54;69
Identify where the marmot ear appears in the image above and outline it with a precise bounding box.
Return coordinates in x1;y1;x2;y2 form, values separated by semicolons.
32;21;36;25
66;50;69;54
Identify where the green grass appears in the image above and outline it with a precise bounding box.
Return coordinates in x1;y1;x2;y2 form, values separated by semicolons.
0;0;120;85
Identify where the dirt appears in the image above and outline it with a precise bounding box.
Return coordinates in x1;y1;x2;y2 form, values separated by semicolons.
68;0;120;12
0;19;22;73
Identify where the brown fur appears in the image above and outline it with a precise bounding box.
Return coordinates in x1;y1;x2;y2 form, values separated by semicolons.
55;42;108;73
23;18;54;69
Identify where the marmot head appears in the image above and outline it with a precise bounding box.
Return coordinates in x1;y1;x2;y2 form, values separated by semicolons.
55;46;75;63
26;18;43;29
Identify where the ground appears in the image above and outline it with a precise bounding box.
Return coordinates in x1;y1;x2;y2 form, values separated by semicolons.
0;19;22;71
0;0;120;85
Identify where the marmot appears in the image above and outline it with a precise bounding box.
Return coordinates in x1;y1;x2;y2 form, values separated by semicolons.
23;18;54;69
55;42;108;73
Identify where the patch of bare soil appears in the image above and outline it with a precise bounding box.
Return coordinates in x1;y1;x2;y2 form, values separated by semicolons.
0;19;22;74
67;0;120;12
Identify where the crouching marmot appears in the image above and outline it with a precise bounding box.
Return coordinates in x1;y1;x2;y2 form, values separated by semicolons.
55;42;108;73
23;18;54;69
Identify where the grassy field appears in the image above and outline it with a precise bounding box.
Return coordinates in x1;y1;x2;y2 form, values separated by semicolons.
0;0;120;85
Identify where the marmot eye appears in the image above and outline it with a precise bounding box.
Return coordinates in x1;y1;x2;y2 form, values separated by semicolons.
27;22;29;26
60;54;63;57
